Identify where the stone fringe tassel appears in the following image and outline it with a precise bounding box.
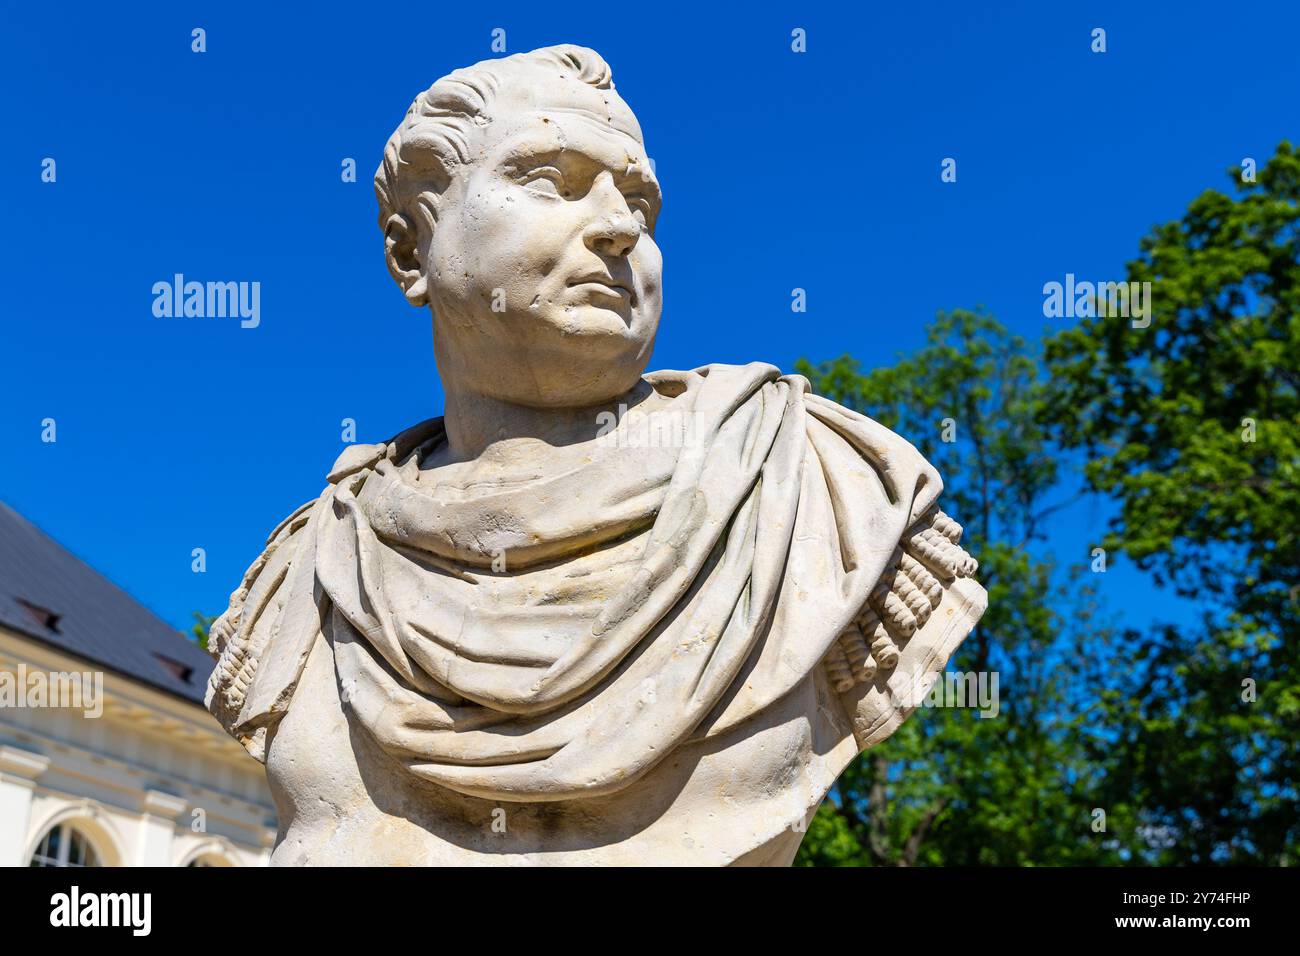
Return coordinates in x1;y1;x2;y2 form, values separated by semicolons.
826;508;977;692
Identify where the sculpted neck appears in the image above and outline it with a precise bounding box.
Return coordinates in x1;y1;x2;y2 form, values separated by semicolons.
440;380;655;462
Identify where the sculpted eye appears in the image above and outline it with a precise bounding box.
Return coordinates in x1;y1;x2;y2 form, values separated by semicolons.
519;166;566;197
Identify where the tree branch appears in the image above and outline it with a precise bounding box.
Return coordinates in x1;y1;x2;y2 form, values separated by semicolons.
900;796;950;867
867;753;892;864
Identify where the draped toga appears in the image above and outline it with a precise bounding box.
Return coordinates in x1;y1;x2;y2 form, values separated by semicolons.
206;363;985;803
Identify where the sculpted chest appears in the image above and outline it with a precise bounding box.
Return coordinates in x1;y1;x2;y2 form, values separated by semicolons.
265;629;856;865
210;382;981;864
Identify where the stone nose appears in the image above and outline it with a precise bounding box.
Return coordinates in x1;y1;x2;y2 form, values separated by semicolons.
581;174;640;258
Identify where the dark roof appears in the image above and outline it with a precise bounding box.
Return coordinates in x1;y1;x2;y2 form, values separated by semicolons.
0;501;214;704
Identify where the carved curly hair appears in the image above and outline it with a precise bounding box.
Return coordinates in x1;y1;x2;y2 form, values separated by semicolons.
373;45;621;249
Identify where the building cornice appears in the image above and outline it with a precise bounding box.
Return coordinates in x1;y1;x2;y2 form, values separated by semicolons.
0;625;244;763
0;743;51;785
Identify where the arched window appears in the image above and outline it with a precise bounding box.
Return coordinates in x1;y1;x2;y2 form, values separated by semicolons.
29;824;101;868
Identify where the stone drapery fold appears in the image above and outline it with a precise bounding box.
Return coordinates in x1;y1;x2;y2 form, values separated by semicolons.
207;363;970;802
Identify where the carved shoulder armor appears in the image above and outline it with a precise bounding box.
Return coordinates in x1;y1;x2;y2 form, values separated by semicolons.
822;507;985;748
205;496;318;744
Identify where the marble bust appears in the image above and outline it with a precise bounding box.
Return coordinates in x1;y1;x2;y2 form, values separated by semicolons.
205;44;985;866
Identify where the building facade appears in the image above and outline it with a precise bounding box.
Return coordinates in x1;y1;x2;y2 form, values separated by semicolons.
0;502;275;867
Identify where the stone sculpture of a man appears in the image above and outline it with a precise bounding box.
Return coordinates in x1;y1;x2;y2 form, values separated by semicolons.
206;45;985;865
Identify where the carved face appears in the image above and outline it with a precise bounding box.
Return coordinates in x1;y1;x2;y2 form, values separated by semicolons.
424;73;664;408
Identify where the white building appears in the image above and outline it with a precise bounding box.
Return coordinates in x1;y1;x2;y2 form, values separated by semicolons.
0;501;275;867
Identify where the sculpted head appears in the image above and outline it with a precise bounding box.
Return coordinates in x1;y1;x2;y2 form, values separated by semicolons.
375;46;663;408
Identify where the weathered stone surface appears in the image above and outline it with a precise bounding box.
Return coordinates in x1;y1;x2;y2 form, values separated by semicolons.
205;44;986;866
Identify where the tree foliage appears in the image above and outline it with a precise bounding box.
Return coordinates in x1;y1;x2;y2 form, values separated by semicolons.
796;142;1299;865
1041;142;1300;864
796;311;1123;865
191;611;216;651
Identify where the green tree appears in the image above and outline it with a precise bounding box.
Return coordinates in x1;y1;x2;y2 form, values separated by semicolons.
1042;142;1300;863
191;611;216;651
795;310;1125;865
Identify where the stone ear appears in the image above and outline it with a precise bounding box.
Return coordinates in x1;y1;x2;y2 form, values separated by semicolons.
383;212;428;307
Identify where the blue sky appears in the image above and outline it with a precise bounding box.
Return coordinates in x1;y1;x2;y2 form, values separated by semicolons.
3;0;1296;635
